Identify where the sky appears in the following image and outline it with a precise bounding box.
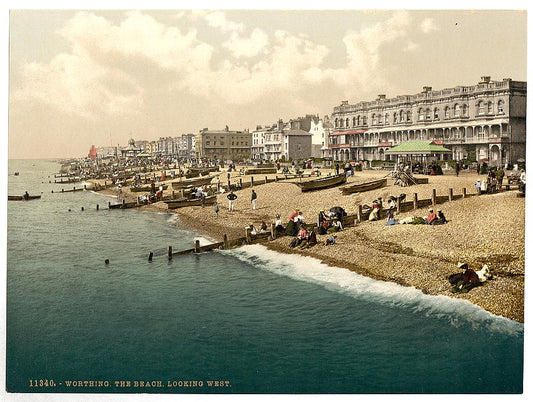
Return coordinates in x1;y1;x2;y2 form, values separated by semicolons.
7;7;528;159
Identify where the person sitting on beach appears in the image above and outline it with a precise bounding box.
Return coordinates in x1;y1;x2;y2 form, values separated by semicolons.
433;209;448;225
260;221;268;233
368;205;380;221
318;219;330;235
274;214;285;233
426;208;437;224
289;209;300;222
300;230;317;249
318;209;328;226
246;224;258;236
328;218;343;232
294;212;305;225
325;234;337;245
386;211;400;226
289;225;307;248
450;262;481;293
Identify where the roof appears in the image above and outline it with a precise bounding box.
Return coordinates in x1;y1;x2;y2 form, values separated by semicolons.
331;129;368;136
286;129;312;136
385;141;452;154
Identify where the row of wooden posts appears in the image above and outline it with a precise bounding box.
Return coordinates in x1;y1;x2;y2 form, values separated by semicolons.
147;185;507;261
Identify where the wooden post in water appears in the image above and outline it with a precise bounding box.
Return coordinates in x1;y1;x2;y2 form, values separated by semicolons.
148;252;153;262
432;189;437;205
265;176;268;184
358;205;363;221
96;204;99;211
275;176;278;182
413;193;418;210
122;199;126;206
449;188;453;202
223;234;229;250
168;246;173;259
240;178;243;188
108;202;111;208
194;240;200;253
463;187;467;198
251;176;254;187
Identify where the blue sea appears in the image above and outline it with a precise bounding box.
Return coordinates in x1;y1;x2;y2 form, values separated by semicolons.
6;159;524;394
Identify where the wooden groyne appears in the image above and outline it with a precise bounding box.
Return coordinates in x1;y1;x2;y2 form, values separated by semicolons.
51;185;88;193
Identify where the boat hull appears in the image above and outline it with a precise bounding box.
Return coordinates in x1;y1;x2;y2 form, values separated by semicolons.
297;174;347;192
8;195;41;201
341;178;387;195
164;195;217;209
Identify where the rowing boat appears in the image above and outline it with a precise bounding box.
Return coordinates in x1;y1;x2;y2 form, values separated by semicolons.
164;195;217;209
244;167;277;175
130;184;168;192
171;176;213;189
296;173;346;192
341;177;388;195
8;195;41;201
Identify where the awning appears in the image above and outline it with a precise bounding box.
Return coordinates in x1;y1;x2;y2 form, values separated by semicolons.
330;129;369;136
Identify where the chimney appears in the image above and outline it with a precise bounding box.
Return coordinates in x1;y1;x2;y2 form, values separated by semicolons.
423;86;432;93
340;100;349;106
377;94;386;100
503;78;512;82
479;76;491;84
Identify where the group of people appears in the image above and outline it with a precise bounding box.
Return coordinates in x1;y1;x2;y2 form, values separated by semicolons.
386;207;448;226
448;262;492;293
224;189;258;212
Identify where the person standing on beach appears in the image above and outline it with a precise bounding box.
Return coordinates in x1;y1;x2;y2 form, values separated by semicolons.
227;191;238;211
214;202;219;217
335;162;340;175
251;189;258;210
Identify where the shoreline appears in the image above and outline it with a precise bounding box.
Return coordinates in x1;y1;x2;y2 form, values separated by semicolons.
90;169;525;323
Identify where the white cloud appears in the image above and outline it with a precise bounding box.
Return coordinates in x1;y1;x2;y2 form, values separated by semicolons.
11;10;438;119
204;10;244;33
420;18;438;33
223;28;269;58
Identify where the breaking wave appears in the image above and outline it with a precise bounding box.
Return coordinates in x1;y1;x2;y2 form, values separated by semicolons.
225;244;523;337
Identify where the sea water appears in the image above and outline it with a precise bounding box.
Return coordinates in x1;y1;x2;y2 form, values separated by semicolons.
6;159;524;394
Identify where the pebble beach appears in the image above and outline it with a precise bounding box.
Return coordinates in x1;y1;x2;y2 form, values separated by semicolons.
93;168;525;323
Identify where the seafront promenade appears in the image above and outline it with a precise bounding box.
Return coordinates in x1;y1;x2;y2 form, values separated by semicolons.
89;168;525;322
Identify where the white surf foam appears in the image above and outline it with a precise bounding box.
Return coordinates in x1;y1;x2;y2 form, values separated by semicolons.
225;244;523;336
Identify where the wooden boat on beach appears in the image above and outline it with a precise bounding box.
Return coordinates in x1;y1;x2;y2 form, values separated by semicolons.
186;167;219;178
341;177;388;195
244;167;277;175
130;184;168;192
8;195;41;201
296;173;346;192
171;176;213;189
164;195;217;209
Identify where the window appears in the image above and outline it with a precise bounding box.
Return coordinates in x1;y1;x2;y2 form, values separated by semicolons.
400;111;404;122
477;101;484;115
352;117;357;126
444;106;450;119
487;101;493;114
498;100;504;114
385;113;389;124
346;118;350;127
426;108;431;120
372;114;376;125
407;111;411;122
418;108;424;121
393;113;398;123
206;141;210;145
363;116;368;125
462;104;468;116
454;104;460;117
434;108;439;119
